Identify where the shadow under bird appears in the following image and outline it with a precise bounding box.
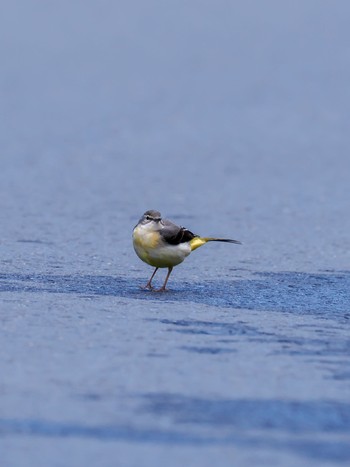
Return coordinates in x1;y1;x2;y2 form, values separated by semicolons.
133;210;242;291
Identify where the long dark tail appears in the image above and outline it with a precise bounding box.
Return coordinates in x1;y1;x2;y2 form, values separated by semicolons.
190;236;241;251
207;238;242;245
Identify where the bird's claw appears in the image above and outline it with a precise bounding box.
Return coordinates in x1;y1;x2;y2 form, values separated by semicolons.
140;283;154;290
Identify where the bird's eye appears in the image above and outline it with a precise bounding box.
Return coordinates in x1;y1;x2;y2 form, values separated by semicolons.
145;215;151;220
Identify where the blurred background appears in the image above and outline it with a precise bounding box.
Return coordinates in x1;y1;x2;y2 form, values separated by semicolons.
1;0;349;274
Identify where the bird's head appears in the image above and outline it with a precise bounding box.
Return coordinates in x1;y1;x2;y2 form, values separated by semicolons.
139;210;162;225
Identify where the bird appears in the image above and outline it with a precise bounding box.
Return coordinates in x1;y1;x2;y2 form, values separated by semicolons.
132;210;241;291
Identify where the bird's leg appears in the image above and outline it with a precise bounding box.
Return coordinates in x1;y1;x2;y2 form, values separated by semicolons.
142;267;158;290
155;267;173;292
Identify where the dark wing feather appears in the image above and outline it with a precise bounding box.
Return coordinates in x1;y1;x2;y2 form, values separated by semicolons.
160;219;198;245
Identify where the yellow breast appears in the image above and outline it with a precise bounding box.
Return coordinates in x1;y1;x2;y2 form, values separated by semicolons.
133;224;160;265
133;225;159;249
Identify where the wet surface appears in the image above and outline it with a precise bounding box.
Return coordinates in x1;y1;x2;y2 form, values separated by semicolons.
1;1;350;466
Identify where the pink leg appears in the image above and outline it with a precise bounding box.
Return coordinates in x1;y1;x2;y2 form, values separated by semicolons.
141;267;158;290
155;267;173;292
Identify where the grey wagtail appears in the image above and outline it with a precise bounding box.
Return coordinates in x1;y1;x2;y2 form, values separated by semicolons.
133;210;241;291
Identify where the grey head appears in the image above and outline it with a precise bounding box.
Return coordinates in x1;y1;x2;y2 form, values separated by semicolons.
138;210;162;225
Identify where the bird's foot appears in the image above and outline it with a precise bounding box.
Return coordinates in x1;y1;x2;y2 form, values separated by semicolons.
140;283;154;290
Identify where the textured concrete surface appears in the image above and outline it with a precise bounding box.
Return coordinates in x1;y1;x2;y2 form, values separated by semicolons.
1;1;350;466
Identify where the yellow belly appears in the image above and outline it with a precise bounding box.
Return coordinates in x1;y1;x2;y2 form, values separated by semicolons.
133;225;191;268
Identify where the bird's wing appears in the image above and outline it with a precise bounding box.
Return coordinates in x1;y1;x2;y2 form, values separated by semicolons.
159;219;198;245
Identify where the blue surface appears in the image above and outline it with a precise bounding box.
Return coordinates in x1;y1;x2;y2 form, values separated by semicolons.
1;1;350;466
